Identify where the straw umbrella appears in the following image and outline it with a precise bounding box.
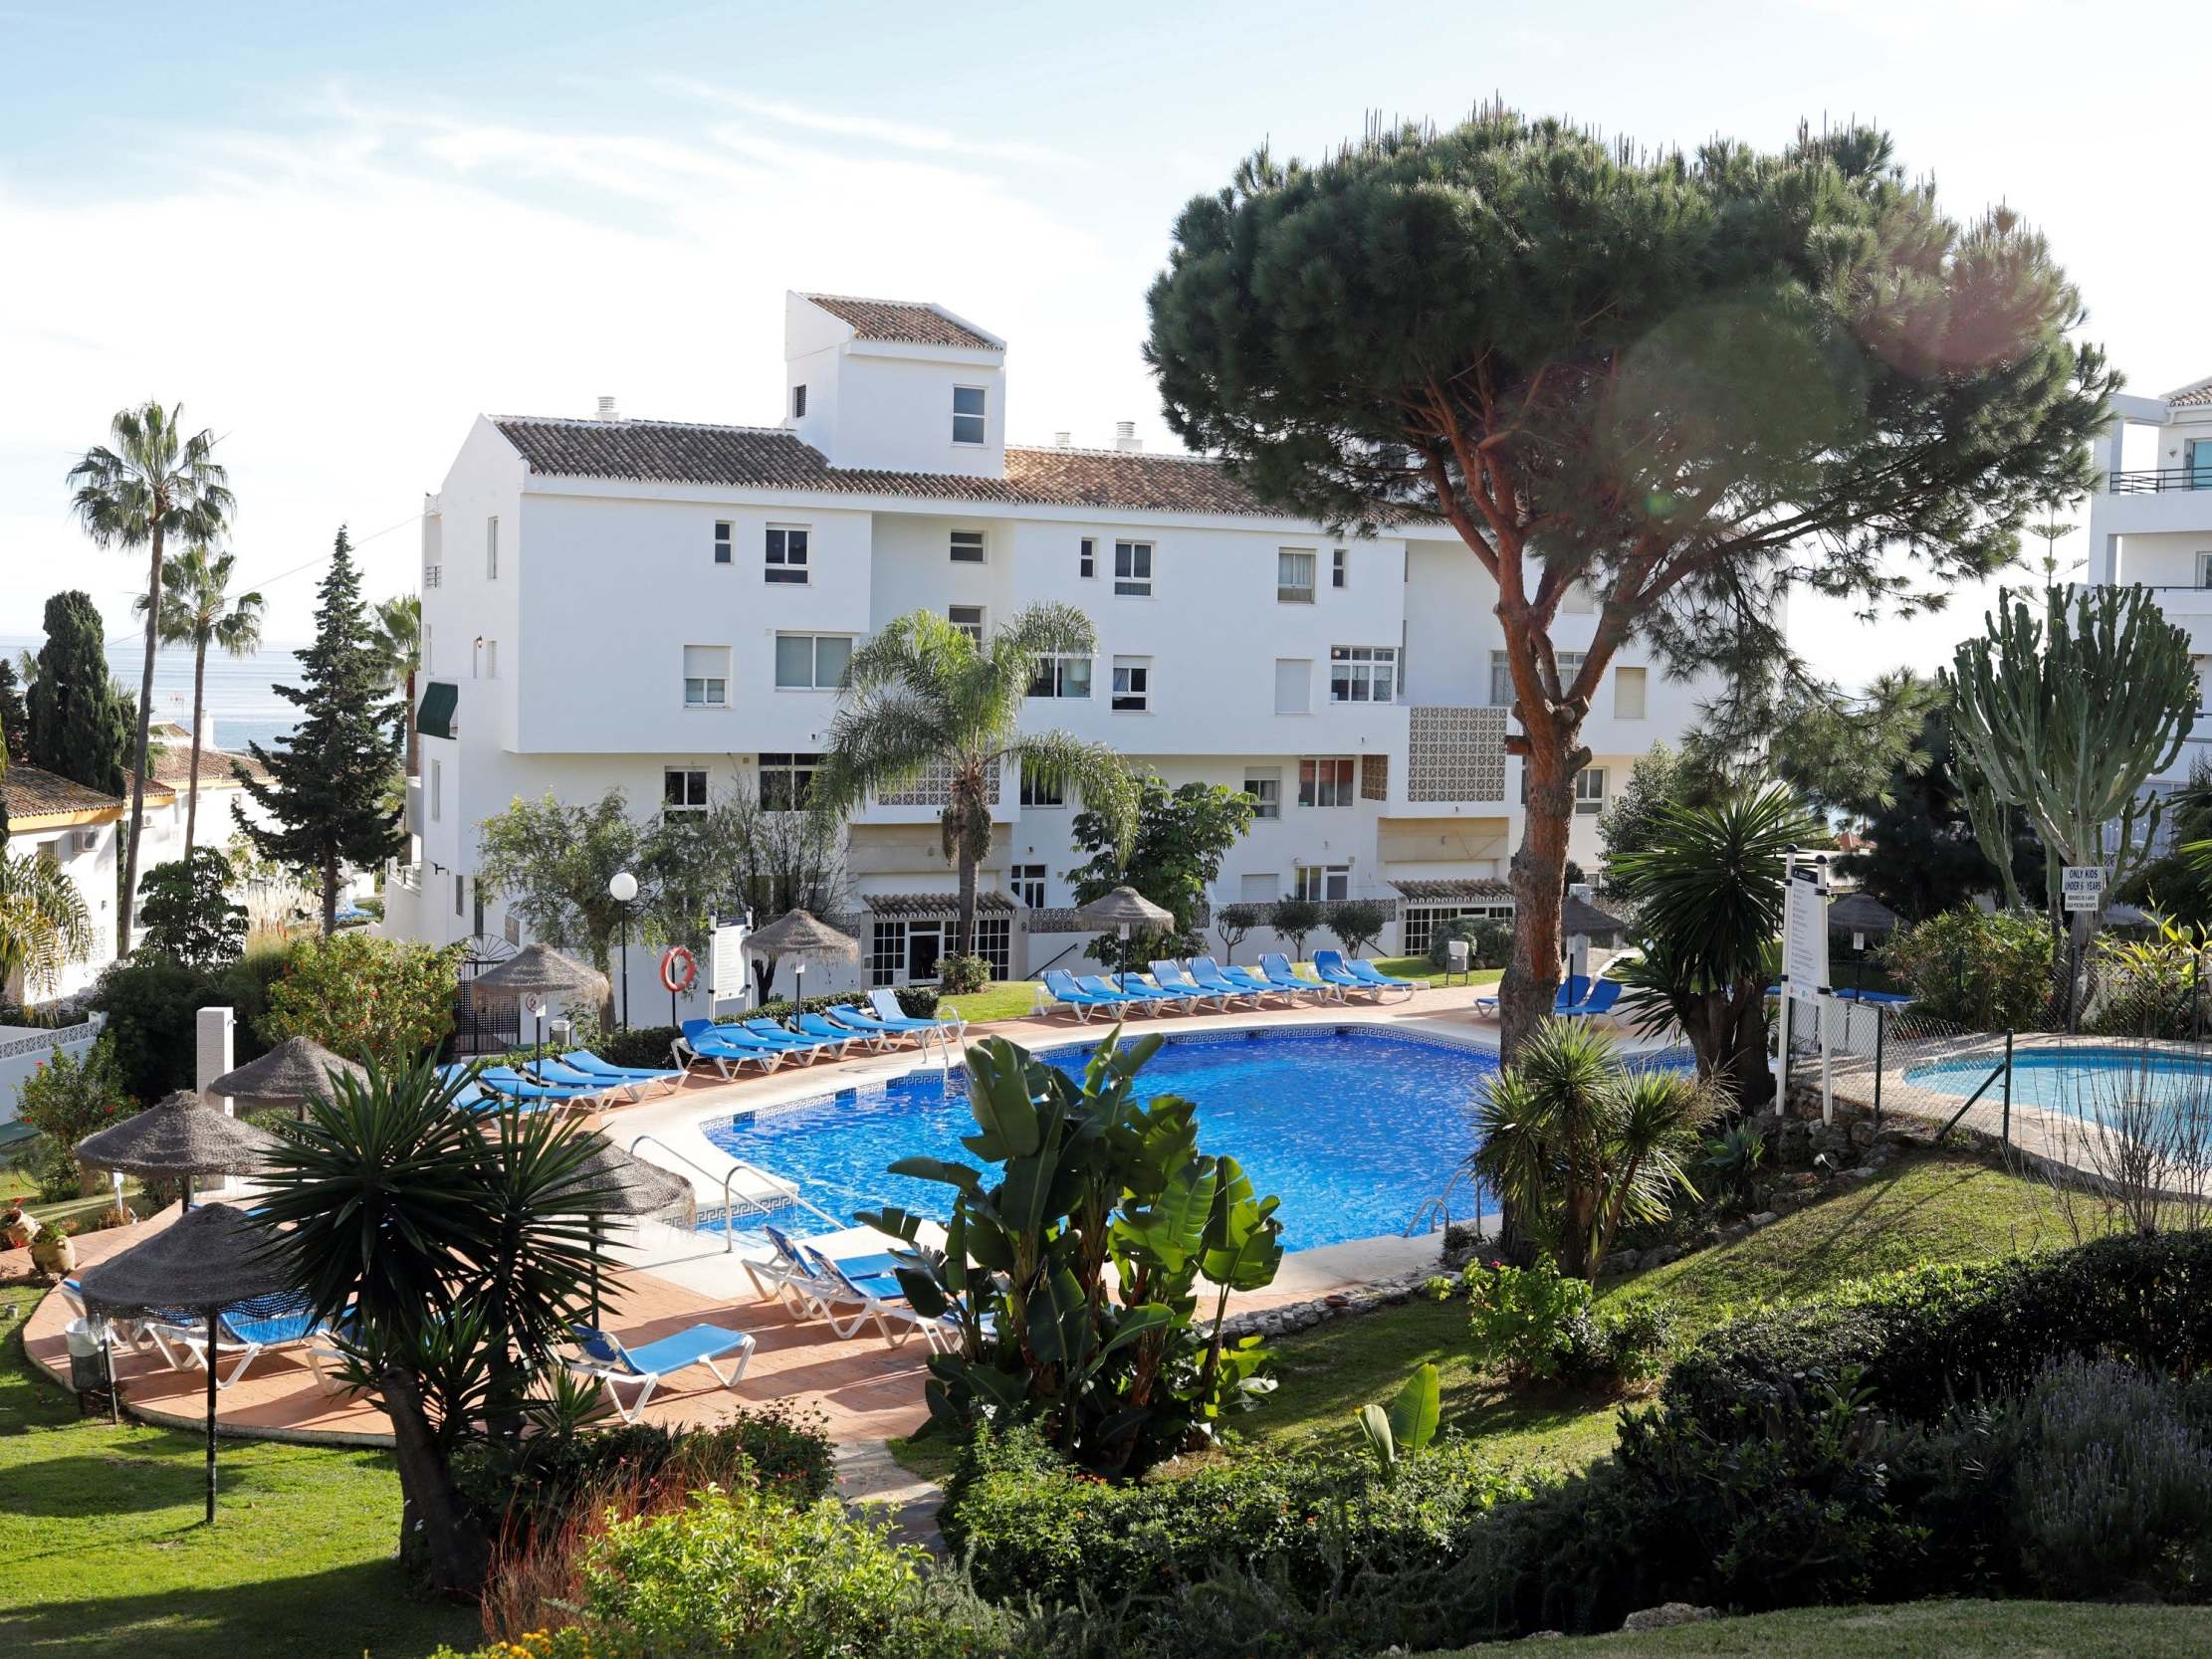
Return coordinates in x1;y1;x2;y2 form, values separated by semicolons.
78;1202;293;1523
747;909;857;1010
76;1090;285;1210
208;1036;368;1119
469;943;609;1060
554;1134;696;1322
1075;886;1174;989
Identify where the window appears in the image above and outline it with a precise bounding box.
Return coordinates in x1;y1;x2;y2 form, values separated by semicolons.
1079;537;1096;579
774;633;852;690
950;529;986;564
1238;873;1280;904
949;604;986;643
1614;666;1648;720
869;920;907;988
765;524;809;584
1331;547;1348;589
1490;650;1584;706
429;758;442;821
1277;548;1316;603
791;384;806;418
1273;658;1311;715
1111;656;1150;713
663;767;709;816
714;520;732;564
473;886;486;937
1298;756;1355;807
1242;767;1281;820
1329;645;1398;704
683;645;730;708
1028;653;1093;699
1011;863;1048;908
2197;550;2212;589
952;385;987;445
422;623;432;676
1018;766;1065;808
975;915;1011;978
503;913;522;946
486;517;499;580
1574;766;1608;814
1293;864;1351;902
759;752;819;813
871;918;946;986
1113;540;1153;596
1401;901;1513;956
484;640;499;681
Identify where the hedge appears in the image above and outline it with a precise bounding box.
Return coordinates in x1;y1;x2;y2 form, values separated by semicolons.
1664;1229;2212;1434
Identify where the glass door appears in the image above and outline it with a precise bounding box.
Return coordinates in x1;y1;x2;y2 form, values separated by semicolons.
905;922;944;985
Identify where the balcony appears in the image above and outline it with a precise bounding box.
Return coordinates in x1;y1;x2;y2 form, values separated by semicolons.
2108;469;2212;495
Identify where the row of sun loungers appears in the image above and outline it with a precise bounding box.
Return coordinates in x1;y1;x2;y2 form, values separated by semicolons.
1471;975;1624;1020
61;1279;351;1395
672;992;965;1079
1042;950;1418;1021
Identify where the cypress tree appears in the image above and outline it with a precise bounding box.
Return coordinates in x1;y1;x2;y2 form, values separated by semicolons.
236;527;405;933
25;590;131;796
0;657;28;765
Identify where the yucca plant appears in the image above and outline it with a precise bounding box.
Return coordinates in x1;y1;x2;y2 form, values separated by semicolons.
1471;1019;1723;1280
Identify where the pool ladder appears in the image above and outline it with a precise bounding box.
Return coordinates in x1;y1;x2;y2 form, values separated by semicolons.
1405;1166;1481;1238
626;1133;843;1253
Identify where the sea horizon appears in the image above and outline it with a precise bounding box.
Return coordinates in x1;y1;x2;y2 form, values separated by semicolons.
0;634;306;755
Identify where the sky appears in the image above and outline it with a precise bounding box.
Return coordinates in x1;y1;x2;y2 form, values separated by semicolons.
1;0;2205;686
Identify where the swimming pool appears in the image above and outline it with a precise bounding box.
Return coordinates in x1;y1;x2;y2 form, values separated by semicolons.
698;1027;1506;1251
1904;1045;2212;1125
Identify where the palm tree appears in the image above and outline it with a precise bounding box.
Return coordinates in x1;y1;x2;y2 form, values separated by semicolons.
369;595;422;776
814;604;1138;958
1471;1019;1722;1280
0;850;96;1000
133;545;265;862
1607;785;1812;1110
68;404;234;945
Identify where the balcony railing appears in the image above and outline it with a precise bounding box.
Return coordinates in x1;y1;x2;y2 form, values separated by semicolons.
2108;468;2212;495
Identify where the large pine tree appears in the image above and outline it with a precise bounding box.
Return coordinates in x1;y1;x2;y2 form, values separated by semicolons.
237;527;405;933
0;657;28;765
25;590;132;796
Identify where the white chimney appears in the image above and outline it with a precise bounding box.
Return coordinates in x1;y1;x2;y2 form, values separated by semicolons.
197;708;218;754
1053;431;1072;450
1114;421;1142;454
595;395;619;421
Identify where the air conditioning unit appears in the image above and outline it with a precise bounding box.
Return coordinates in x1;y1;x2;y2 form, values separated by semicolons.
1569;883;1594;902
73;828;100;856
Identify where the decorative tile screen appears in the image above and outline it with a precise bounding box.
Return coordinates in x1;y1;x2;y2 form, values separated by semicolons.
1408;706;1507;803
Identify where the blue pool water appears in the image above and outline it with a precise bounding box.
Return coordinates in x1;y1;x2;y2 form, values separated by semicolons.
1906;1046;2212;1126
699;1027;1508;1251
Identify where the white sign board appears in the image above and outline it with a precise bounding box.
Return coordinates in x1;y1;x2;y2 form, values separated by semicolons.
1782;869;1828;990
2063;866;2103;914
710;918;751;1003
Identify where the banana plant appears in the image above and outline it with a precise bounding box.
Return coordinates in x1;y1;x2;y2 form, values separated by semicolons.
858;1028;1286;1475
1358;1361;1442;1478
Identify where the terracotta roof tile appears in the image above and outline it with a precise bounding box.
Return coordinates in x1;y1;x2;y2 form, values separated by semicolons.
2;763;123;821
144;745;268;789
491;418;1279;518
865;891;1016;917
801;295;994;349
2165;376;2212;409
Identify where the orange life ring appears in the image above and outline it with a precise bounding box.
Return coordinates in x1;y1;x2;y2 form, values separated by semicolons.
659;945;698;994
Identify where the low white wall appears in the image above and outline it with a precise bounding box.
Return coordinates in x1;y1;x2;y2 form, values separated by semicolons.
0;1014;108;1125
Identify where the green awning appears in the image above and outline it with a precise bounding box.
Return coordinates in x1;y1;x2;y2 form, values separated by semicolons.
417;681;458;740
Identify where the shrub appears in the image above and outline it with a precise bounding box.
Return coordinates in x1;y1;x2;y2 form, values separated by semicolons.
1694;1122;1766;1213
12;1039;136;1199
1443;1259;1672;1387
1664;1230;2212;1438
1998;1355;2212;1598
135;846;247;968
1430;915;1512;971
1268;896;1322;956
262;931;464;1068
942;1422;1535;1608
936;953;991;995
1880;906;2054;1029
91;950;284;1102
1328;898;1389;958
2085;922;2207;1041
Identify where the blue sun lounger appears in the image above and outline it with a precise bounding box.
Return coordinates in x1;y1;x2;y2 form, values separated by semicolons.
822;1004;918;1047
744;1223;902;1305
556;1050;686;1097
1558;979;1625;1019
1042;968;1131;1020
867;989;966;1037
1187;956;1265;1007
529;1057;652;1103
1347;957;1420;994
1152;959;1230;1011
1079;972;1167;1011
477;1066;600;1112
675;1018;790;1077
568;1322;756;1422
1312;949;1382;1000
736;1018;851;1061
795;1010;882;1053
1259;953;1335;1003
1474;975;1590;1018
1130;967;1212;1011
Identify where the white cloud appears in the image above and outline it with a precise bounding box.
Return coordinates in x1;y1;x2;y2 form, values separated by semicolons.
662;79;1080;167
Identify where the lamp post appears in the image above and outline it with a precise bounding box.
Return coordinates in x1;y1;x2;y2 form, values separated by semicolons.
608;870;638;1030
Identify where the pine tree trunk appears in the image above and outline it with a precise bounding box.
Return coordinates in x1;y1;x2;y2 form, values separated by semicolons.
322;850;339;937
184;639;206;863
1499;754;1572;1059
379;1362;489;1594
120;524;163;946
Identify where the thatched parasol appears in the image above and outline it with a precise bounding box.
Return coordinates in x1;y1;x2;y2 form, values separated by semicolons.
469;943;611;1053
747;909;857;1005
554;1134;697;1320
1076;886;1175;988
1827;891;1901;940
75;1091;285;1208
77;1203;295;1522
208;1036;367;1116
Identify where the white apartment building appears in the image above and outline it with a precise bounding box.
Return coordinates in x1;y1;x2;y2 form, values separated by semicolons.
2086;376;2212;792
383;293;1720;1007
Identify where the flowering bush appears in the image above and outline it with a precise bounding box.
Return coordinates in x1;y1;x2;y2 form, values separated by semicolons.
262;932;463;1069
1880;906;2054;1029
12;1038;135;1199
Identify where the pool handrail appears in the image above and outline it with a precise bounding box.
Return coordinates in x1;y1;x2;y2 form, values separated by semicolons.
624;1134;841;1253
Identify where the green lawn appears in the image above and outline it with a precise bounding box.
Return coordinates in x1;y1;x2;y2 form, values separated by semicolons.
0;1294;476;1658
1417;1598;2212;1658
1243;1148;2082;1474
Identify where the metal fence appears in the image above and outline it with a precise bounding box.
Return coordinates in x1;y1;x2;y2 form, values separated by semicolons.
448;936;523;1057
